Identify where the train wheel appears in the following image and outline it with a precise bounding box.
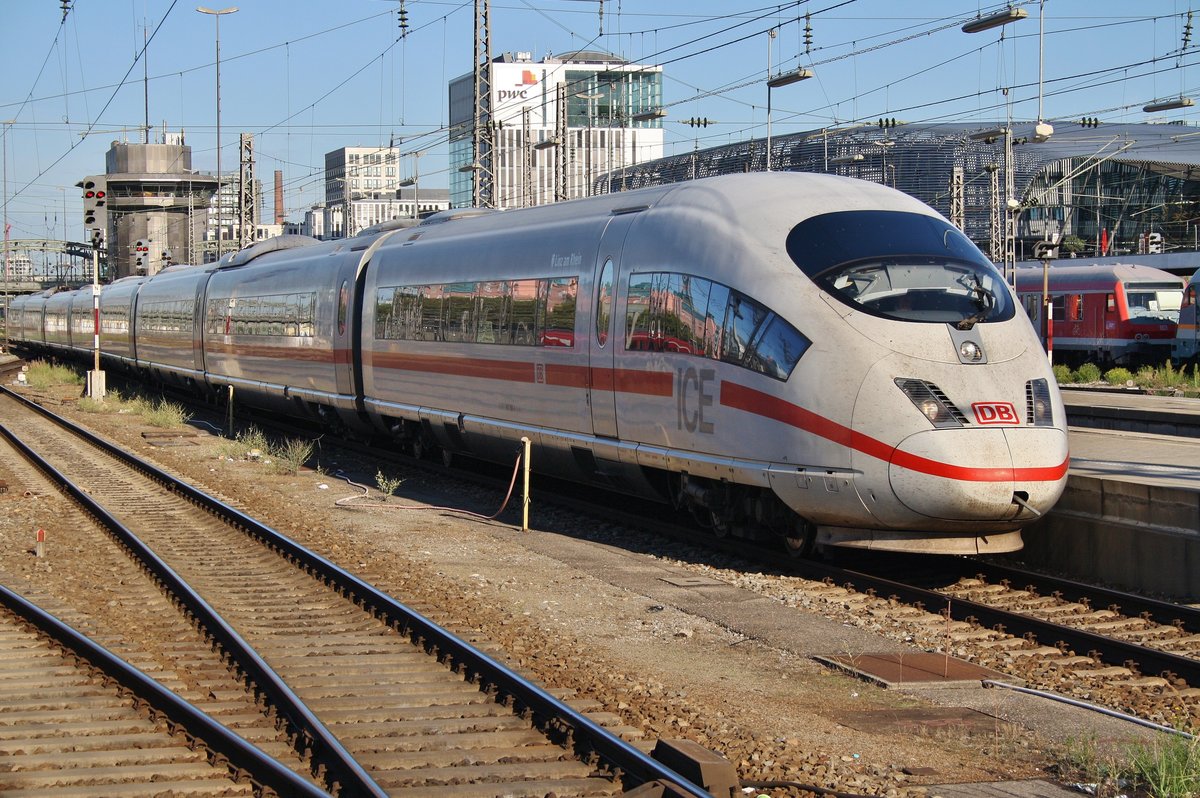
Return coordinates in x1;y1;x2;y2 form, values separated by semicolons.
782;519;816;558
709;510;730;538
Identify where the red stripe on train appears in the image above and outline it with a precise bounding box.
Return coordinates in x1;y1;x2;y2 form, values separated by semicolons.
719;381;1068;483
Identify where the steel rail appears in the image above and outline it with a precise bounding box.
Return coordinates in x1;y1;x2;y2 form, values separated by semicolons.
961;557;1200;635
0;583;332;798
0;385;715;798
790;559;1200;685
0;394;388;798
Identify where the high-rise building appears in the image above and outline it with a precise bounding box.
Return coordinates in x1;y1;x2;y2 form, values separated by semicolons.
448;50;664;209
324;145;403;234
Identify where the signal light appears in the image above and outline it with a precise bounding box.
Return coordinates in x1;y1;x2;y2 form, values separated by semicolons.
81;176;108;229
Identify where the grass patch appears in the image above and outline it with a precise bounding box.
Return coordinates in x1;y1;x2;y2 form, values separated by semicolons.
77;389;127;413
375;470;404;501
1053;730;1200;798
216;426;270;461
23;360;84;388
142;399;191;428
1129;733;1200;798
269;437;315;475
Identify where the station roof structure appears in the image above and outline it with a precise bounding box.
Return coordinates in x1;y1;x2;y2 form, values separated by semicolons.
602;121;1200;258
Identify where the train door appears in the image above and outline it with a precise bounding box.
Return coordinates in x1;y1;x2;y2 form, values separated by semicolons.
588;213;638;438
1103;288;1119;347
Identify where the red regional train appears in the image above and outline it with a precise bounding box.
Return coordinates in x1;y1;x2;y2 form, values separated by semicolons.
8;173;1070;556
1175;266;1200;366
1014;263;1185;366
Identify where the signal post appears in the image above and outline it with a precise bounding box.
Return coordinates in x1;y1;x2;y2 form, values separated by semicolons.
80;176;107;399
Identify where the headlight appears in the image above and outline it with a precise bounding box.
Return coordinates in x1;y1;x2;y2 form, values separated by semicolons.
895;378;965;428
1026;378;1054;427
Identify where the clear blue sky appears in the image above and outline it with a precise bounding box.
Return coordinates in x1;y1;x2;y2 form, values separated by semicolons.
2;0;1197;243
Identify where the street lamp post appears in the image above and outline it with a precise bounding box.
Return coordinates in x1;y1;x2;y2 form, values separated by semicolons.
197;6;238;261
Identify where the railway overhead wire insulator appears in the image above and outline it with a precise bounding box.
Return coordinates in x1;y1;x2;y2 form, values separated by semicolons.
804;12;813;54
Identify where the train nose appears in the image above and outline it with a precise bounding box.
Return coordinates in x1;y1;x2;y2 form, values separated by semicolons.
887;427;1069;522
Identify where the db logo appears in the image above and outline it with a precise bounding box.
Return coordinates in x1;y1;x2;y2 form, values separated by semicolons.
972;402;1019;425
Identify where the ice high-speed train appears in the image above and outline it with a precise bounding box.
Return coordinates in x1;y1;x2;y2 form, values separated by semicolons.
7;173;1069;555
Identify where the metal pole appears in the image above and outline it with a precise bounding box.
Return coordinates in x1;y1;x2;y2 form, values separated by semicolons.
1042;258;1053;364
520;436;531;532
215;14;222;258
2;120;10;349
198;7;238;261
766;29;776;172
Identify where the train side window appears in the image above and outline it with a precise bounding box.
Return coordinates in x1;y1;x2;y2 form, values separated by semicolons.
421;285;445;341
374;288;396;339
720;291;769;367
393;286;422;340
443;283;475;343
477;281;508;344
679;275;712;356
1051;295;1066;322
625;274;653;350
300;293;316;337
542;276;577;347
703;282;731;359
1022;294;1039;319
596;259;614;348
744;316;810;380
510;279;539;345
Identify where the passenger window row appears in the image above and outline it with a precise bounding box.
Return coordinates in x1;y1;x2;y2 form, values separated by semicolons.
204;293;318;338
101;305;131;335
375;277;578;347
626;272;810;381
138;299;195;334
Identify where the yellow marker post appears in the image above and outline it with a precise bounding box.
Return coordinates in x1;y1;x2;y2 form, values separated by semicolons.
521;436;531;531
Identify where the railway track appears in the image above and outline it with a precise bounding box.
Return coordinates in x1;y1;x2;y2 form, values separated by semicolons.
132;377;1200;733
0;387;713;797
0;584;326;796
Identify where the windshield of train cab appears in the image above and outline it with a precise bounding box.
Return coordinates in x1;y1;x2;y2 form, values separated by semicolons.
786;210;1015;325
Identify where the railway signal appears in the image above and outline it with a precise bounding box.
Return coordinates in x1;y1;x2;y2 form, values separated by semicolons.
134;239;150;271
81;176;107;229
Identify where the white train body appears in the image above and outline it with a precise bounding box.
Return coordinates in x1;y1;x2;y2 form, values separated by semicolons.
8;173;1069;554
